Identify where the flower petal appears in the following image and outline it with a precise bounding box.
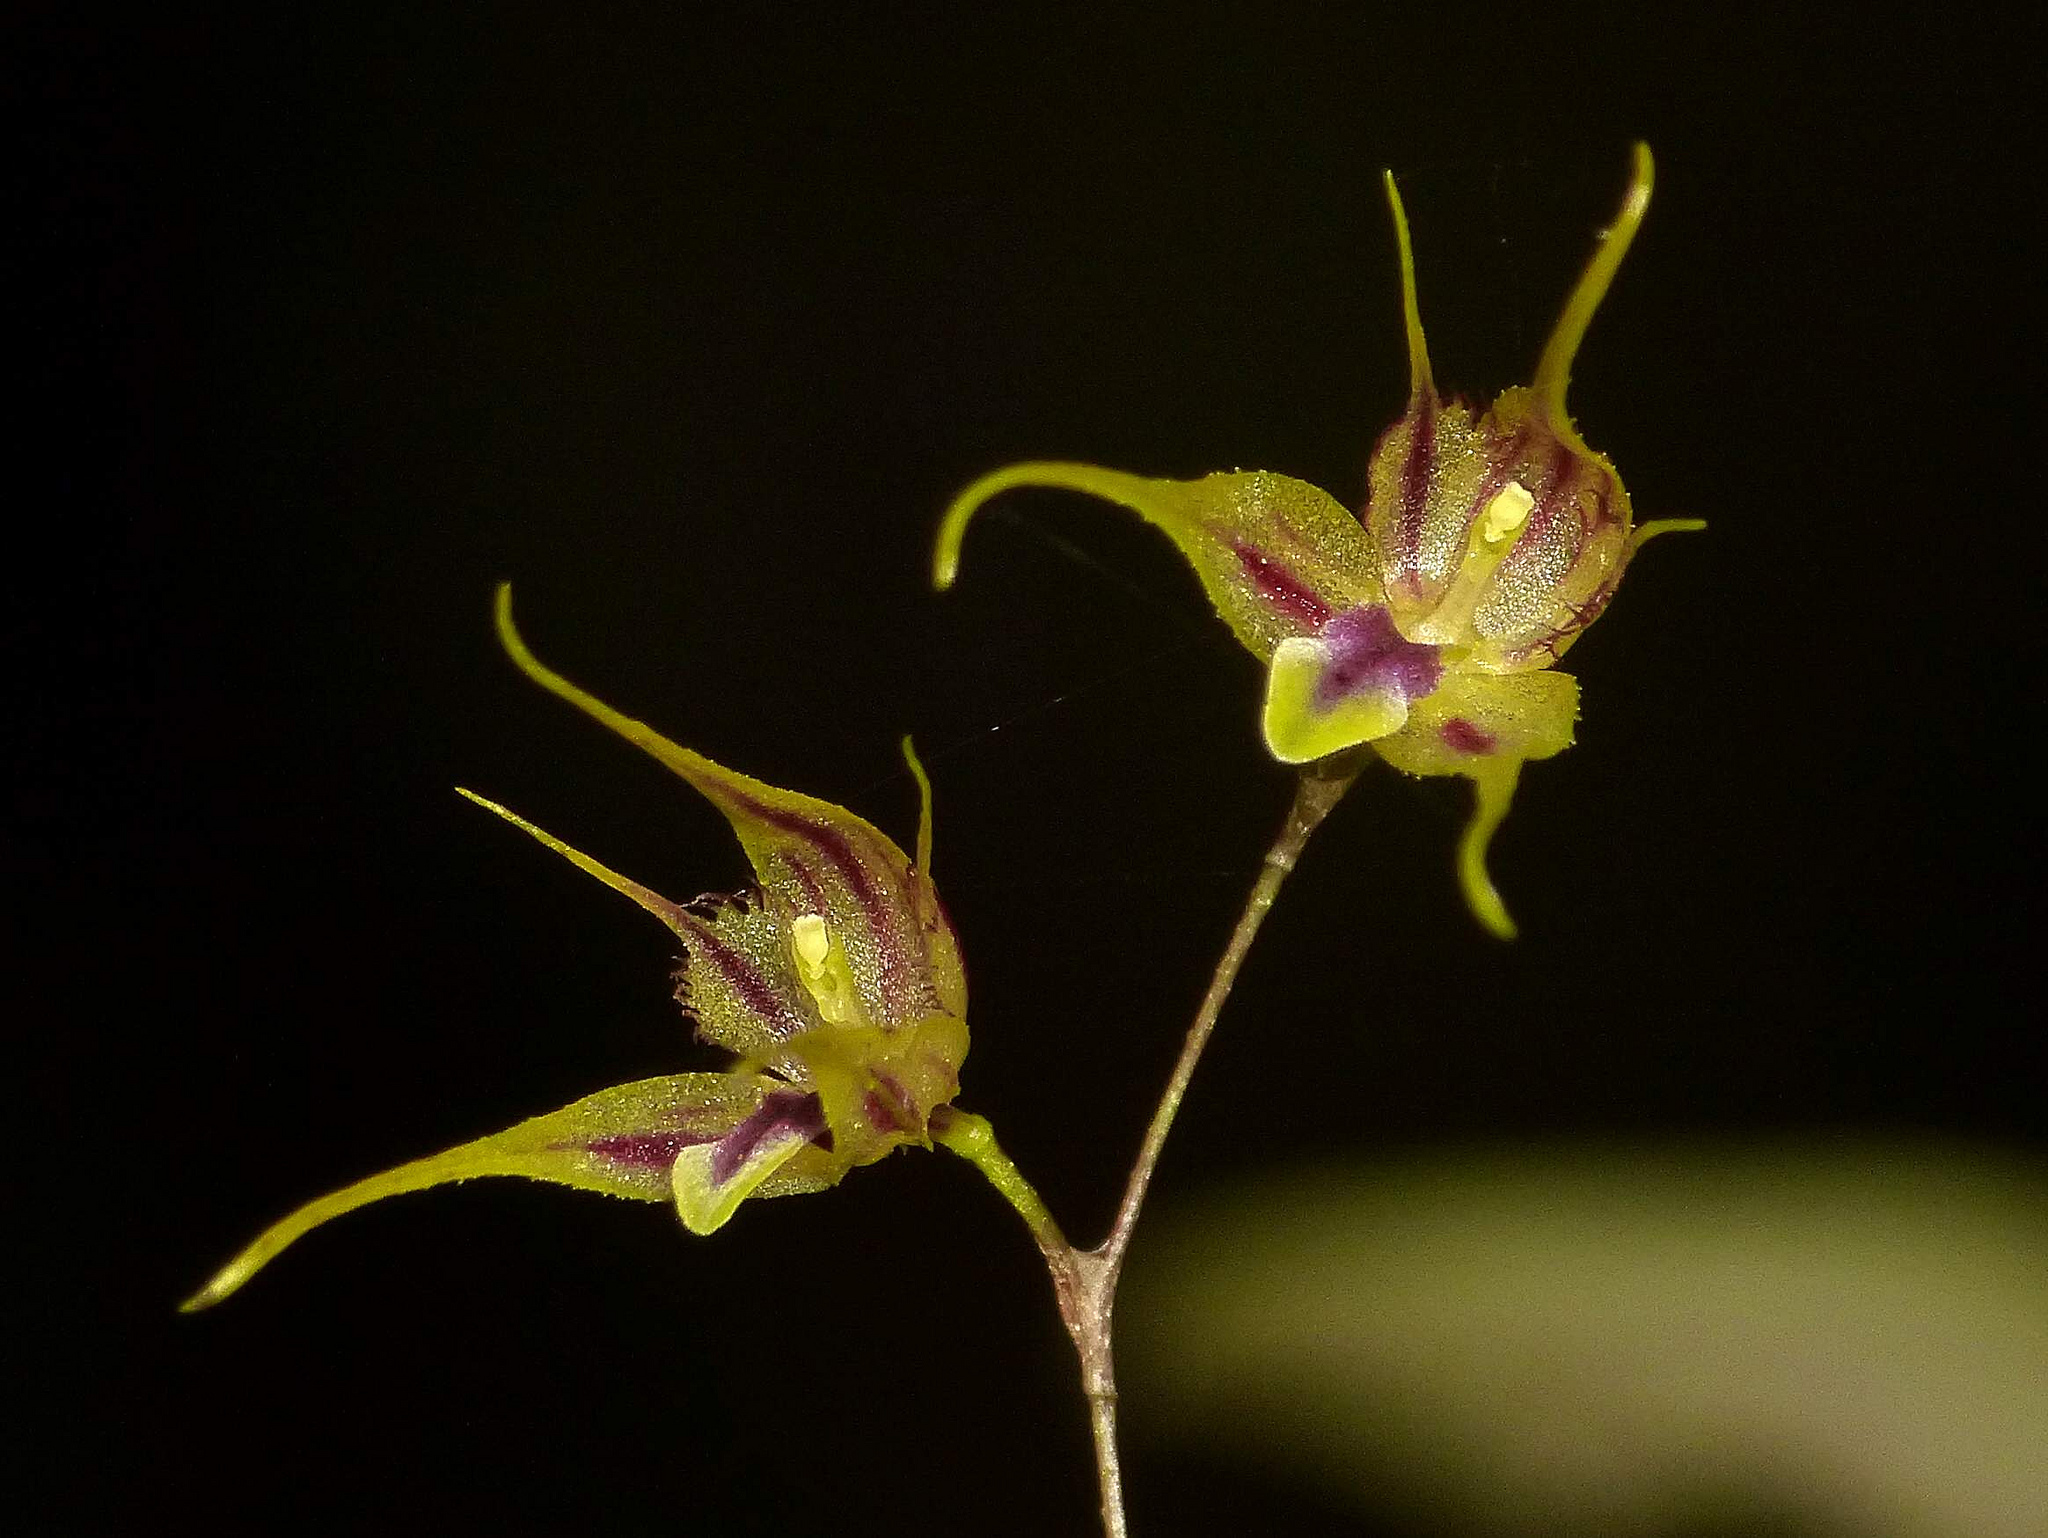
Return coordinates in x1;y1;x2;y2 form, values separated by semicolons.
181;1072;814;1310
1371;669;1579;939
491;587;966;1034
1365;146;1676;669
935;461;1384;660
1261;606;1445;764
671;1089;831;1235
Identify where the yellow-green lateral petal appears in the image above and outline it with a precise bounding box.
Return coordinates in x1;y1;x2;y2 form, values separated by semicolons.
182;1072;781;1310
1370;668;1578;779
1261;636;1412;764
934;461;1384;659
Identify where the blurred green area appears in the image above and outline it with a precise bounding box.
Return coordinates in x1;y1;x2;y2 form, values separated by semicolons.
1124;1141;2048;1537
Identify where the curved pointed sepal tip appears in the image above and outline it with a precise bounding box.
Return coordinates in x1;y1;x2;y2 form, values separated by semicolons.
455;786;686;928
1531;142;1656;441
1459;762;1522;941
933;461;1154;592
900;735;935;884
934;460;1378;659
1381;167;1434;401
177;1148;506;1313
178;1073;780;1309
1629;516;1708;554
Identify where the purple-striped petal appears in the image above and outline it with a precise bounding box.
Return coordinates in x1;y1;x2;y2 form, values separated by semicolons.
671;1088;833;1235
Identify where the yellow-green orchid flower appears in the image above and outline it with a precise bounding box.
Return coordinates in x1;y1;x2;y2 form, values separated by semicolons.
935;144;1702;939
184;586;968;1310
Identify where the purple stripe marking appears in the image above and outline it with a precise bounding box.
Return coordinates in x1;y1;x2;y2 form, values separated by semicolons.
1394;402;1437;577
1313;605;1443;709
1439;717;1498;755
711;1089;827;1186
1519;439;1580;550
1231;539;1331;631
862;1071;918;1134
682;917;799;1038
725;787;917;1007
780;857;827;915
580;1130;722;1169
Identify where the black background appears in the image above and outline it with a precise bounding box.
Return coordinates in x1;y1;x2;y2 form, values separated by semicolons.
18;7;2037;1535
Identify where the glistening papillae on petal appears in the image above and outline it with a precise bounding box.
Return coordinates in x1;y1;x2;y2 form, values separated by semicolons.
181;1072;837;1310
936;462;1383;660
1365;144;1699;670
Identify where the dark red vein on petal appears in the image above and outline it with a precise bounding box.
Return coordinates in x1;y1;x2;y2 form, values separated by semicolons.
1230;539;1331;631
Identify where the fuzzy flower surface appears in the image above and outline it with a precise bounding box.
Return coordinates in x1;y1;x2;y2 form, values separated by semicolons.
935;145;1701;937
185;587;967;1310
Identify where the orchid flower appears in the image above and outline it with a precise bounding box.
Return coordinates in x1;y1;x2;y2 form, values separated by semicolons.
934;145;1702;938
184;585;968;1310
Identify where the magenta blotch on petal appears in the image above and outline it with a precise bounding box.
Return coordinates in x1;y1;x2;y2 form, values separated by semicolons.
1438;718;1499;755
1314;606;1443;709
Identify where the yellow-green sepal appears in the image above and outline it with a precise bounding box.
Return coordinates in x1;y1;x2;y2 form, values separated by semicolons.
181;1072;793;1311
935;461;1384;659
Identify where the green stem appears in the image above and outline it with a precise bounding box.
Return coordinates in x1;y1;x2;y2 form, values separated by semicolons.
931;1107;1067;1261
1099;756;1359;1274
938;757;1359;1538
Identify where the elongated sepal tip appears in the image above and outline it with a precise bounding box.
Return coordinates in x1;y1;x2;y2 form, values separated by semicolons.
934;469;1023;592
178;1270;240;1314
1629;516;1708;553
933;461;1156;594
1458;761;1525;940
1460;852;1519;942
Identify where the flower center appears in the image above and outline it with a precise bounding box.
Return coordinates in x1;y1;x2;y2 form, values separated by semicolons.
1479;480;1534;545
1313;604;1444;709
790;914;863;1026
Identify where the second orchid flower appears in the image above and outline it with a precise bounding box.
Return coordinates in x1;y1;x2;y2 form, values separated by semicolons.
935;144;1702;938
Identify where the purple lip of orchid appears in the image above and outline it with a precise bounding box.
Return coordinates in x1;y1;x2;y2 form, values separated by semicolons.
1312;606;1443;711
